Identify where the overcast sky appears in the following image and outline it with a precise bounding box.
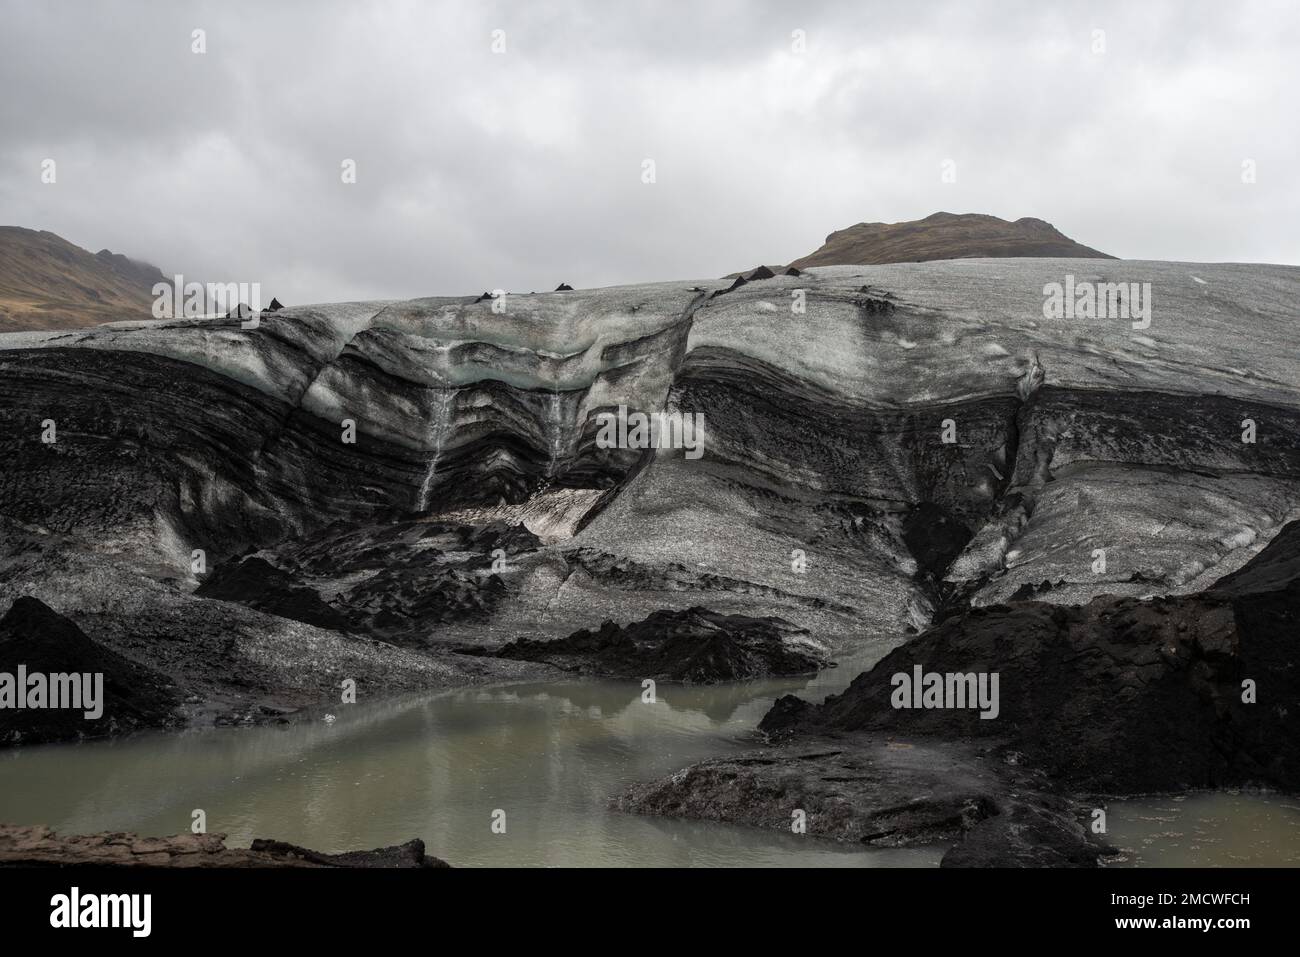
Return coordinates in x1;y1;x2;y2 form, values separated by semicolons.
3;0;1297;304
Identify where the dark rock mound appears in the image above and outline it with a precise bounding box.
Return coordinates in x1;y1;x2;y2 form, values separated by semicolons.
1207;518;1300;599
855;290;896;315
0;597;182;745
1008;580;1062;601
718;264;790;282
784;266;801;276
496;606;832;682
195;556;353;632
265;297;284;312
710;275;748;299
554;282;573;291
614;738;1108;867
762;519;1300;793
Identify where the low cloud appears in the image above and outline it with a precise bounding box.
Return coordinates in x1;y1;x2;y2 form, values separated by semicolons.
2;0;1296;304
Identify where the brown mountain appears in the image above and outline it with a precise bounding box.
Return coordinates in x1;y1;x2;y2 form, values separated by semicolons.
0;226;167;332
787;212;1113;270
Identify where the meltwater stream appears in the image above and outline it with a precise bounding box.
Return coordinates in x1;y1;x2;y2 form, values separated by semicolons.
1;655;1296;867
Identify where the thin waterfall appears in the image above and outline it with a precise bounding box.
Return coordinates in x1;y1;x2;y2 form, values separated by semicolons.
546;389;565;477
417;387;454;511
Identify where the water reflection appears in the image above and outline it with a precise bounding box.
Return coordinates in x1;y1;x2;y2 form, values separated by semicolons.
2;659;1292;867
0;670;932;867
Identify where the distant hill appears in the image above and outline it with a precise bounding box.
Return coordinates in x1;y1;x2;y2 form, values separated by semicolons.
787;212;1113;269
0;227;166;332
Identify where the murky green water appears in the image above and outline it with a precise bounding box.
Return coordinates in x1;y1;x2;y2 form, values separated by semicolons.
1103;792;1300;867
1;655;1295;867
0;658;937;867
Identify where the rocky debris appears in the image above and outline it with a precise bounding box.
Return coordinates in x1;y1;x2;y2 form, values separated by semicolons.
856;294;895;316
711;275;747;298
762;519;1300;794
89;581;535;730
198;520;541;648
614;737;1109;867
719;265;802;281
0;521;541;734
196;556;352;631
554;282;574;291
0;824;450;868
852;286;897;315
557;544;866;623
719;265;783;282
213;702;303;727
0;597;182;745
494;606;832;682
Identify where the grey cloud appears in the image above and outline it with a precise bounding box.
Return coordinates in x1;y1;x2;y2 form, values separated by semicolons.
1;0;1296;307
